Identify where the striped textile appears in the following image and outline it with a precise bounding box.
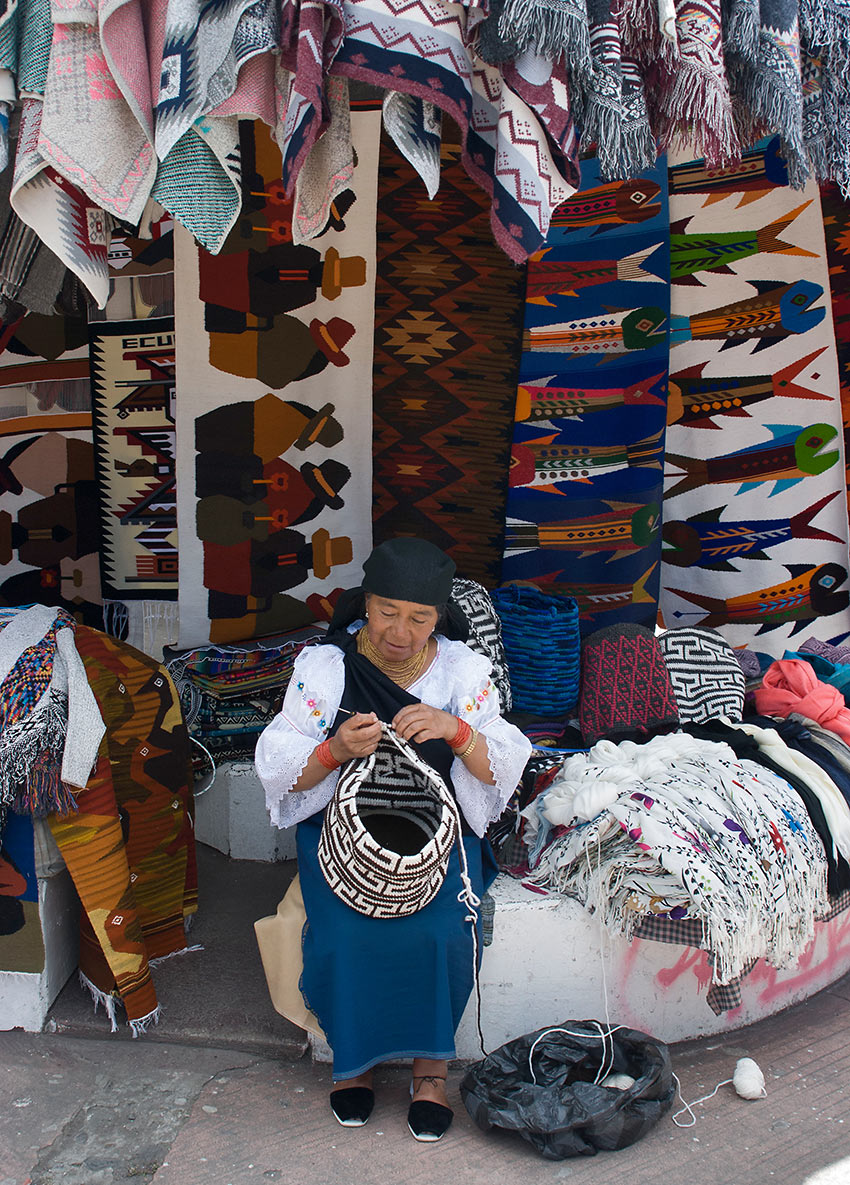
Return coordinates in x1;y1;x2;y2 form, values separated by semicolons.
47;626;197;1033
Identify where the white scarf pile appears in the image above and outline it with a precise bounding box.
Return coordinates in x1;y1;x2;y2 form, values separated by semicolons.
524;732;829;984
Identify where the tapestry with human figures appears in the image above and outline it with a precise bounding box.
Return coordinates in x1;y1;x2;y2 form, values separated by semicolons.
90;318;177;601
371;126;527;587
174;117;381;647
659;139;850;657
501;154;671;634
0;299;102;625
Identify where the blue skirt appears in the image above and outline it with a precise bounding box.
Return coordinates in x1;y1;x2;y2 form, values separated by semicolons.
297;811;497;1079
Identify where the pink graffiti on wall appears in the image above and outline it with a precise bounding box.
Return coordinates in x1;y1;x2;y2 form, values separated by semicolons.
643;908;850;1013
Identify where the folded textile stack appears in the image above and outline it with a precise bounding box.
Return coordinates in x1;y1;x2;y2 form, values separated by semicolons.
521;730;829;985
165;626;325;764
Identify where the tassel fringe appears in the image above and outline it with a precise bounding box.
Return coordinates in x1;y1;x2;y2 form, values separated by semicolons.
102;599;129;639
499;0;592;73
130;1005;162;1038
802;0;850;79
148;943;204;966
657;62;742;168
79;970;119;1033
78;969;164;1037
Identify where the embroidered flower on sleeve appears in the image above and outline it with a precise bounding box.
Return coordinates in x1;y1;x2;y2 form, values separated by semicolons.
295;680;327;727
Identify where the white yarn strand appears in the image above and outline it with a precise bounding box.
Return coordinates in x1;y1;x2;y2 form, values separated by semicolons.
528;1022;625;1087
672;1057;766;1126
189;735;217;797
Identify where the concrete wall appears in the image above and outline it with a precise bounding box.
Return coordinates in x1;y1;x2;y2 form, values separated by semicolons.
0;869;80;1033
193;762;296;861
309;874;850;1063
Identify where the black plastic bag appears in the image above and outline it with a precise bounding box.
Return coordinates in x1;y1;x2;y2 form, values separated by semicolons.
459;1021;676;1160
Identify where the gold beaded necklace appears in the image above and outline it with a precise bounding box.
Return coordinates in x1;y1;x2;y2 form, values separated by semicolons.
357;626;429;687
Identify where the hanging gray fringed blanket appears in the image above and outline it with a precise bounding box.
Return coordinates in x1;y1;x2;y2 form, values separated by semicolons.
723;0;809;187
800;0;850;196
489;0;591;61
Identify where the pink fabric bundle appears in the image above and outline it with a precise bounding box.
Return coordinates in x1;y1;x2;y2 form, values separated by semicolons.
754;659;850;744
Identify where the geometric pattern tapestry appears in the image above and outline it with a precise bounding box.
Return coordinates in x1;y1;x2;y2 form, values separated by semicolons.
501;152;671;634
659;139;850;656
372;126;528;586
175;116;381;647
90;317;177;601
0;304;102;624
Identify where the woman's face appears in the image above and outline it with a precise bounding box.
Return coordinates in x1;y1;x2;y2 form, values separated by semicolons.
364;594;439;662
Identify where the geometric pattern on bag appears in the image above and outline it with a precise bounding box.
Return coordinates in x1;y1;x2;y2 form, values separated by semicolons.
658;626;746;724
318;723;460;918
451;576;512;712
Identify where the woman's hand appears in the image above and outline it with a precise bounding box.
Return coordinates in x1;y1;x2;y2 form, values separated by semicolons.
392;704;458;746
329;712;382;762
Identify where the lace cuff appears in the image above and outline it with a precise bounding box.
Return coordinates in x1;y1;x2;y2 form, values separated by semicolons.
254;716;338;829
452;716;532;837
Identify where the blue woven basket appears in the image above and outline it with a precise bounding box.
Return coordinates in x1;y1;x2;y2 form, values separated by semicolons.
490;584;581;715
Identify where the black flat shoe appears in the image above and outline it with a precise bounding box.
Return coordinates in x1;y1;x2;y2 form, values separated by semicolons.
330;1086;374;1127
407;1099;454;1142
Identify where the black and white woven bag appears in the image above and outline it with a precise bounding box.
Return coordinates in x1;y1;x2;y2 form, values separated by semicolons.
318;723;461;918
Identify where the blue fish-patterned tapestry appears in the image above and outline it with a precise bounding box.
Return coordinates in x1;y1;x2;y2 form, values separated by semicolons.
501;158;671;635
659;139;850;656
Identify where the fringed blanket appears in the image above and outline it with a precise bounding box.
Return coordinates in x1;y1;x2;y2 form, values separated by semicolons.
801;1;850;195
371;125;528;586
0;604;104;817
724;0;807;186
330;0;580;263
523;731;829;984
47;626;197;1034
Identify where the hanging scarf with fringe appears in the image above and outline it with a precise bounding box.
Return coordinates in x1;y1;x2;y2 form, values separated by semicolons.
581;0;658;178
651;0;740;166
493;0;591;59
0;605;104;818
724;0;808;186
800;0;850;196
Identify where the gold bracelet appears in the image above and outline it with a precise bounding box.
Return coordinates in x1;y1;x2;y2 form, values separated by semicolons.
456;730;477;760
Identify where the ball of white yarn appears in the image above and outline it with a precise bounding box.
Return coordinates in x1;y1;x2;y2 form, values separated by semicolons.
600;1073;636;1091
732;1057;766;1100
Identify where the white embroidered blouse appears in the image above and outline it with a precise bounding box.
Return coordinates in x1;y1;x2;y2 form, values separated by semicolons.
255;633;532;838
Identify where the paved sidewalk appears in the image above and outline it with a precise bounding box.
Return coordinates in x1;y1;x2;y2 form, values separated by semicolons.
3;964;850;1185
7;844;849;1184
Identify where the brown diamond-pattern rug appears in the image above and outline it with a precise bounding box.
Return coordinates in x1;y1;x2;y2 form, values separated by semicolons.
371;128;527;586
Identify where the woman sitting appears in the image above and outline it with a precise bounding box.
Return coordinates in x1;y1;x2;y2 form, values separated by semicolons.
255;537;531;1141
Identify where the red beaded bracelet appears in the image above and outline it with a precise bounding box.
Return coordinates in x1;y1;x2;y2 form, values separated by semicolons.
315;738;340;771
449;717;472;751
